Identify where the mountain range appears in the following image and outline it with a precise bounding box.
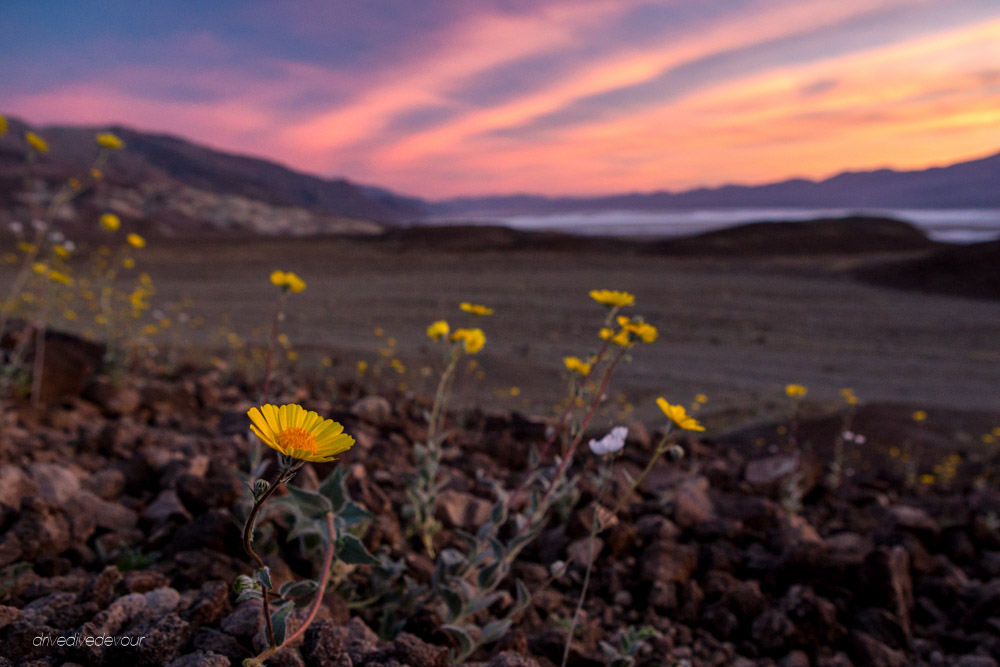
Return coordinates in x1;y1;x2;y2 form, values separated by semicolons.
2;115;999;234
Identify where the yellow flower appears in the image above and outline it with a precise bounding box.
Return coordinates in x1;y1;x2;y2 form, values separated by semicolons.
47;270;74;286
919;474;935;485
248;403;355;463
427;320;450;341
656;398;705;431
32;262;48;275
53;245;70;259
91;168;103;180
509;386;520;396
127;233;146;249
25;131;49;153
321;356;333;368
100;213;121;232
912;410;927;422
18;241;37;254
785;384;807;398
589;289;635;308
0;114;7;135
610;329;631;347
599;327;614;340
563;356;591;375
695;394;708;404
270;270;305;293
356;360;368;375
64;309;78;321
122;257;136;269
460;302;494;316
451;327;486;354
96;132;123;149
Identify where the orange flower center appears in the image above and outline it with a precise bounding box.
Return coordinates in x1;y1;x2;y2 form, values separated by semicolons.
277;427;318;454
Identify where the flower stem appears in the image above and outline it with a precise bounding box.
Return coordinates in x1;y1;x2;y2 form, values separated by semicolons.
561;462;613;667
260;291;287;402
242;474;286;648
245;512;337;667
610;426;673;517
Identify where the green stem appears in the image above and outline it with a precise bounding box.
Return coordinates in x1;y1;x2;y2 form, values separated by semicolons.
245;512;337;667
242;473;287;648
611;426;674;517
259;291;287;402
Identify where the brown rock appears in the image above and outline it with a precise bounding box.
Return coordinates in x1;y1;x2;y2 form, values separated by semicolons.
567;536;603;567
301;619;353;667
861;546;913;636
82;468;126;500
435;489;492;531
142;489;193;525
85;378;142;416
673;476;714;528
0;466;39;508
848;630;909;667
165;651;231;667
351;396;392;425
744;454;799;489
27;463;81;505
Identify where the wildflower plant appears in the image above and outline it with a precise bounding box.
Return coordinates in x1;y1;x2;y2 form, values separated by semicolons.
406;304;488;555
238;403;373;666
260;270;306;400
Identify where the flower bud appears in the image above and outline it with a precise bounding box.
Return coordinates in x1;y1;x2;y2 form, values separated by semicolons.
253;479;270;498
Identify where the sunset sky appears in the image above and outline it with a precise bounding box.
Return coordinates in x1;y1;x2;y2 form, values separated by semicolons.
3;0;999;198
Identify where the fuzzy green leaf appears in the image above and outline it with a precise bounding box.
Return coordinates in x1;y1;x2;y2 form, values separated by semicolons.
271;601;293;646
287;485;333;518
337;534;380;566
256;567;272;590
318;465;348;512
278;579;319;600
480;618;512;645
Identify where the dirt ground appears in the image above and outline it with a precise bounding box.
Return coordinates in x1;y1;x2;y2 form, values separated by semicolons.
69;231;995;431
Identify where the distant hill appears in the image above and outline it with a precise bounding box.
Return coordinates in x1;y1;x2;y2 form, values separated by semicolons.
432;152;1000;217
0;117;426;227
3;115;998;236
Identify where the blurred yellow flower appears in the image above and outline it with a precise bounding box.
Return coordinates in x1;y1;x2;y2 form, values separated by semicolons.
64;309;78;321
100;213;121;232
17;242;37;253
451;327;486;354
0;114;7;135
248;403;355;463
509;386;520;396
460;302;494;316
47;270;73;286
427;320;450;341
589;289;635;307
127;233;146;249
270;270;306;293
321;356;333;368
96;132;124;149
25;131;49;153
122;257;136;269
785;384;807;398
563;356;591;375
912;410;927;422
656;398;705;432
53;245;70;259
356;360;368;375
91;168;103;180
695;394;708;404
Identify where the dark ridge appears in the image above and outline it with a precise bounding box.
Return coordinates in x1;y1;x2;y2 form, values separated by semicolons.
855;239;1000;301
379;217;938;257
647;216;938;256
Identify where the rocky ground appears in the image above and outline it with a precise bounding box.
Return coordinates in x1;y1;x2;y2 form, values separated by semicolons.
2;345;1000;667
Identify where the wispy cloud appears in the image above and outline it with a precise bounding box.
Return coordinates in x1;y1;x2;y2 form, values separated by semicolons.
2;0;998;196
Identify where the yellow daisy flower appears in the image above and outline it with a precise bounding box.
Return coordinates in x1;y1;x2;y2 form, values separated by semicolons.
459;302;494;316
96;132;124;149
100;213;121;232
0;113;7;136
450;327;486;354
248;403;355;463
563;356;591;375
912;410;927;422
785;384;807;398
127;233;146;249
656;398;705;432
270;270;306;293
427;320;450;341
589;289;635;308
25;131;49;153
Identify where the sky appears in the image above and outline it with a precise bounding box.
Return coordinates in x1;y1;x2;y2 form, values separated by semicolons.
2;0;999;199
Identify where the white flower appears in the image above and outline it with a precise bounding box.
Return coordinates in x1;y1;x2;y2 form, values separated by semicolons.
589;425;628;456
31;219;47;232
8;221;23;234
